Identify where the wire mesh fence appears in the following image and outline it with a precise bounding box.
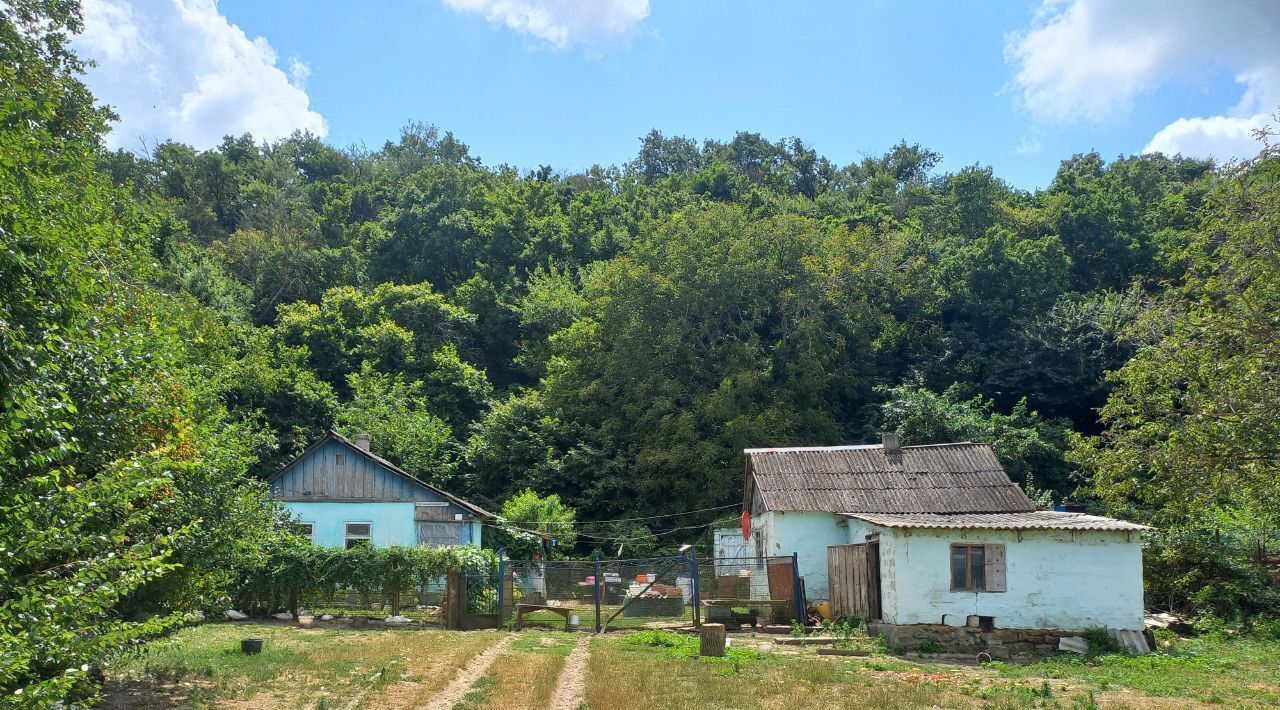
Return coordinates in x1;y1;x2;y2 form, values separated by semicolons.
298;579;450;621
499;552;803;632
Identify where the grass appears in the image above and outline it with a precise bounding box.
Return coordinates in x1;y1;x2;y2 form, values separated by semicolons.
585;630;1280;708
457;632;577;709
988;635;1280;706
103;622;1280;709
103;621;501;709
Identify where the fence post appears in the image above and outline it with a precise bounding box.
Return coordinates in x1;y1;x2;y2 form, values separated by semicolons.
689;548;701;627
496;548;507;629
791;552;805;624
593;551;602;634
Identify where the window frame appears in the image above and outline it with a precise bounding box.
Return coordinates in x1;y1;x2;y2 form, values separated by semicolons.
295;521;315;543
950;543;987;592
344;521;372;549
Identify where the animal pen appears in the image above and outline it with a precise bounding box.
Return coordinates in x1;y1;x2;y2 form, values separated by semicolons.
446;551;806;632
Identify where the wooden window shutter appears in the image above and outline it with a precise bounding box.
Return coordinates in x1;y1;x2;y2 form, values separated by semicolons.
984;544;1006;592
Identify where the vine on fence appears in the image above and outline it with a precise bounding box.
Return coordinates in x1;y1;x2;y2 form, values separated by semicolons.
230;537;497;617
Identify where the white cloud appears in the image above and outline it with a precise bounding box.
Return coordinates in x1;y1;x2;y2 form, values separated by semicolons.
441;0;650;48
76;0;326;151
1006;0;1280;162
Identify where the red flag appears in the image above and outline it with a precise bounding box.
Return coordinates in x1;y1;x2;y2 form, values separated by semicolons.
741;510;751;541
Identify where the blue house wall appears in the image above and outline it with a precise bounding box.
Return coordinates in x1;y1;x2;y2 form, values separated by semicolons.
267;433;489;549
286;501;418;548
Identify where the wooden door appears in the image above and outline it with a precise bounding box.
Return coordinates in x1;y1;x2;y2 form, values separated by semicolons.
827;544;869;619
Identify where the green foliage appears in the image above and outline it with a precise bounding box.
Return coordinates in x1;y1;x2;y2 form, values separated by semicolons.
915;639;945;654
493;488;578;559
1140;528;1280;619
881;383;1078;495
230;540;497;615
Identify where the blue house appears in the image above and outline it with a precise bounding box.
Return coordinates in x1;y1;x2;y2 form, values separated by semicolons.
267;431;492;548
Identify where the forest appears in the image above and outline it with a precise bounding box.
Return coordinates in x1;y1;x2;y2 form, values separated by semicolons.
3;1;1280;705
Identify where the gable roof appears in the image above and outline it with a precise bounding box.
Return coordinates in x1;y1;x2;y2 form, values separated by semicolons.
744;442;1035;515
843;511;1150;532
267;431;494;518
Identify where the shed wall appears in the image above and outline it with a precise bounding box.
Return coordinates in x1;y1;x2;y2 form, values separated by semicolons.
756;511;848;600
884;527;1144;630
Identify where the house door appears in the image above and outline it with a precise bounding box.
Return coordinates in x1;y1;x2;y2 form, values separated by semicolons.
827;543;882;620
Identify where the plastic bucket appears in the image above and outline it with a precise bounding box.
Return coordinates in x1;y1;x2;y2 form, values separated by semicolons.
241;638;264;654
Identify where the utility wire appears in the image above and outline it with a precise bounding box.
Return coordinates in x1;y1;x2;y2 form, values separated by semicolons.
498;502;741;527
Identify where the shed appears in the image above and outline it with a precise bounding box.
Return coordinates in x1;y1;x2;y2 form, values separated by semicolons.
267;431;493;548
742;435;1149;635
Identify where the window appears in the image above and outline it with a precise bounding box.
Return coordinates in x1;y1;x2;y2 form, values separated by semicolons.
950;543;1006;593
345;522;371;548
294;522;314;542
335;452;346;466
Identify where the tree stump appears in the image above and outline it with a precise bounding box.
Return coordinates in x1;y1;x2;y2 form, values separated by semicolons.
700;623;727;657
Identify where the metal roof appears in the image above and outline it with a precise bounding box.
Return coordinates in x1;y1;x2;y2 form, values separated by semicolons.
842;511;1151;532
268;431;494;518
745;442;1036;514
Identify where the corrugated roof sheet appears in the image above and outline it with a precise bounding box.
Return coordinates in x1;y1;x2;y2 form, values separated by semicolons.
842;511;1151;532
746;442;1036;514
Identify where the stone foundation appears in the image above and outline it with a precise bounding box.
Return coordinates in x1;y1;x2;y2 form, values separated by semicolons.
867;622;1066;660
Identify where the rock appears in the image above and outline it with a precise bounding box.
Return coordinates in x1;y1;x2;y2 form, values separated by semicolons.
224;609;249;621
272;612;294;620
191;611;206;622
384;615;412;624
320;614;335;621
1058;636;1088;654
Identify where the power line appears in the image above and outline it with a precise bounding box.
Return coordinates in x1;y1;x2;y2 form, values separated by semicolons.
498;502;741;527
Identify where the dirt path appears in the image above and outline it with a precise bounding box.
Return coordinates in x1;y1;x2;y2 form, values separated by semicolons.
420;634;515;710
546;635;591;710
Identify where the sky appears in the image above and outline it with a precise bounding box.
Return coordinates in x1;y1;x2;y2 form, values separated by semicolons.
74;0;1280;189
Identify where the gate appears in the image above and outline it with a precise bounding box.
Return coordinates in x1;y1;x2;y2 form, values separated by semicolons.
827;542;881;620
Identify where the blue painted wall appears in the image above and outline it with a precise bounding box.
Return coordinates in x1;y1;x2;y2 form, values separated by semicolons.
285;501;417;548
283;501;486;549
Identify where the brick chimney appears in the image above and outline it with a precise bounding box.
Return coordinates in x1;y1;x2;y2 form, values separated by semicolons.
354;433;371;452
882;432;901;455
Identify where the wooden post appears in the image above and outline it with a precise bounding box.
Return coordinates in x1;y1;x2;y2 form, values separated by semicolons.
700;623;726;657
390;556;400;617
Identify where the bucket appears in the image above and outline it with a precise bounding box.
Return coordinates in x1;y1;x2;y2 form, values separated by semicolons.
567;614;580;631
241;638;264;654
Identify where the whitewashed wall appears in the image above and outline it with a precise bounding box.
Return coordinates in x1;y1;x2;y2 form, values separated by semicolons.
755;510;849;600
883;527;1145;631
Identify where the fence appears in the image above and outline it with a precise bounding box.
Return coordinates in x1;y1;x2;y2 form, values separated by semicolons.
489;551;804;632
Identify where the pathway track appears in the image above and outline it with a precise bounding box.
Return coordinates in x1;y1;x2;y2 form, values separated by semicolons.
420;634;515;710
547;635;591;710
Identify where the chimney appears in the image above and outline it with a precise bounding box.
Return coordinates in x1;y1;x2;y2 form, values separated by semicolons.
882;432;901;455
354;433;371;452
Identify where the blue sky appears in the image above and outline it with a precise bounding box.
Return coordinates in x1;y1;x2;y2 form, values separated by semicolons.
77;1;1280;189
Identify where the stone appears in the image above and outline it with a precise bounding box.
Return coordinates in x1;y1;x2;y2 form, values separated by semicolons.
224;609;248;621
700;624;727;657
1058;636;1089;654
191;611;205;622
320;614;335;621
384;615;412;625
272;612;293;620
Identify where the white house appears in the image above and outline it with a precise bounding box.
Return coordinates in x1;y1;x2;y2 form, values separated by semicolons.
743;435;1149;638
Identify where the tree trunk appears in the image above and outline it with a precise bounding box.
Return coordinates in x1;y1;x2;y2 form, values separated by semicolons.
700;623;726;657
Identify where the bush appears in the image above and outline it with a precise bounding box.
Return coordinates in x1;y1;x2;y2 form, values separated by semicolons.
1142;529;1280;619
229;541;498;616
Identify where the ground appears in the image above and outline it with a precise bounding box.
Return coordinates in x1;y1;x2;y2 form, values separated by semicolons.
102;621;1280;709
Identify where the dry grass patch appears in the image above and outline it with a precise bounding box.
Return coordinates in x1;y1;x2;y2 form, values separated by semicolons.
453;632;576;710
104;622;501;709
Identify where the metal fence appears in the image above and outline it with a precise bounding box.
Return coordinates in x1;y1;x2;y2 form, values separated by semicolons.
496;551;803;632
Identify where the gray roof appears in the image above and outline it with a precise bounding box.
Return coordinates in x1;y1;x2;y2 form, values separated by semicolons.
843;511;1150;532
744;442;1036;514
